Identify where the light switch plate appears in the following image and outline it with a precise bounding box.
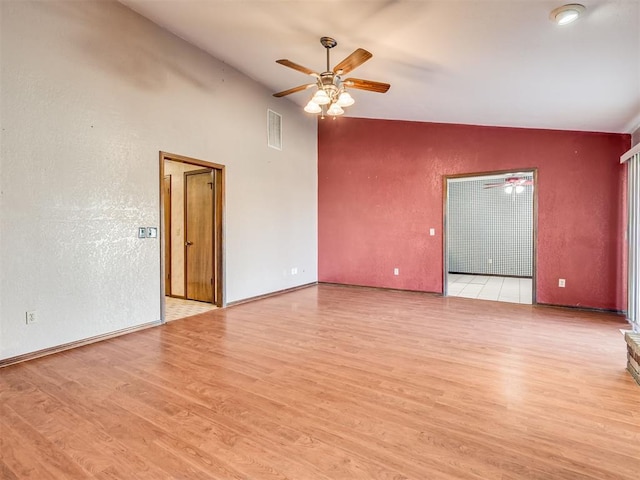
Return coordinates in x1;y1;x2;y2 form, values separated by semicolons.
25;311;37;325
147;227;157;238
138;227;147;238
429;228;435;236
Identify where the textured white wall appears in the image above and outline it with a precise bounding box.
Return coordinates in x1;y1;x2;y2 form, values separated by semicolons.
0;1;318;360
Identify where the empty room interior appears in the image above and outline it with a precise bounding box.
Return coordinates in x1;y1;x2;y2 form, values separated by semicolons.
1;1;640;479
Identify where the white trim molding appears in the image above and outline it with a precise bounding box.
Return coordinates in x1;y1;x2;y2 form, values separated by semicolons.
621;143;640;164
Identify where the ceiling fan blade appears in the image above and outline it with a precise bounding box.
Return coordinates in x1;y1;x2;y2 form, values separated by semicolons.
344;78;390;93
333;48;372;75
273;84;316;98
483;183;506;189
276;59;319;77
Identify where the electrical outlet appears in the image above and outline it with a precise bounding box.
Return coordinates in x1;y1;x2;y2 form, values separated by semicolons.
25;311;37;325
394;268;399;275
559;278;566;288
291;267;298;275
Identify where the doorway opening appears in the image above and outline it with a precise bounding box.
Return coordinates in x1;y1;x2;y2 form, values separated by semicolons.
160;152;224;322
443;169;537;304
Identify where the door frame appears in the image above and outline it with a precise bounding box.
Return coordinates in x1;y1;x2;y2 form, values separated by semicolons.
442;168;538;304
163;174;172;296
159;152;225;320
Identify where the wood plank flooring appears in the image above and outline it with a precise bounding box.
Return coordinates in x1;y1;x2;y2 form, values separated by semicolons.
1;284;639;479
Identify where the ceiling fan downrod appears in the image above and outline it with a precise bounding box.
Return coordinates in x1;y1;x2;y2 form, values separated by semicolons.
320;36;337;73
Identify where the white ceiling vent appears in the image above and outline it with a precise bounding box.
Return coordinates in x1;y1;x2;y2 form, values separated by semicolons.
267;109;282;150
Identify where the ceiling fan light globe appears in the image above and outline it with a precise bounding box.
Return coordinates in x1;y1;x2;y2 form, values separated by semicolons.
515;185;525;194
312;89;331;105
337;91;355;107
504;185;514;194
327;103;344;116
304;101;322;114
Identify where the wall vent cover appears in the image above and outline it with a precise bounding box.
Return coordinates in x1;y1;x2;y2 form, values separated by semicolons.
267;109;282;150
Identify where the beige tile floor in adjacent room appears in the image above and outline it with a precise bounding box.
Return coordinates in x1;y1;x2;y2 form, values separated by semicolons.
447;274;532;304
165;296;217;321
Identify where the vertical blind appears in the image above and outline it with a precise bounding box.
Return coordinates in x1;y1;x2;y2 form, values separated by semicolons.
623;146;640;333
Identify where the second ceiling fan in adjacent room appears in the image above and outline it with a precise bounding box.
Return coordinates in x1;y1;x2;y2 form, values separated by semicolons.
484;176;534;194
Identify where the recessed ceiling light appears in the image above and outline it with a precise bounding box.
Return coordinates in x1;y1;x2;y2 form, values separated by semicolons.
549;4;586;25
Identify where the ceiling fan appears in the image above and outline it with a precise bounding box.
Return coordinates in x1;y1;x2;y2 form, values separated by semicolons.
273;36;390;117
484;176;534;194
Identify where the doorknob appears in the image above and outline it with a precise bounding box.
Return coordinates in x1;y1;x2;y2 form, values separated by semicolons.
185;241;193;246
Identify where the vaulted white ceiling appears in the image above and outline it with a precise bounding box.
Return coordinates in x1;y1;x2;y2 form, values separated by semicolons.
120;0;640;133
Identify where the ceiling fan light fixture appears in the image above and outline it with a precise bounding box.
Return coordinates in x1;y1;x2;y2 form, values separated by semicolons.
515;185;525;194
326;103;344;116
273;37;390;117
304;100;322;114
337;91;355;107
550;4;585;25
504;185;514;194
312;89;331;105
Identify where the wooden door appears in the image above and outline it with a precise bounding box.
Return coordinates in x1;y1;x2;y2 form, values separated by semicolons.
163;175;172;296
184;169;214;302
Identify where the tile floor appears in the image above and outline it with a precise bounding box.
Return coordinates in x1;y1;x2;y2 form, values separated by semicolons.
447;274;532;304
165;296;216;322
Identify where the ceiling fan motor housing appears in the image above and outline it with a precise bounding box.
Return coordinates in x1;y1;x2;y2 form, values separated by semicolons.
320;72;338;87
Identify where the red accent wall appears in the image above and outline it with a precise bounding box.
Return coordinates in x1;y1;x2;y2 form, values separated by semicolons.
318;118;630;310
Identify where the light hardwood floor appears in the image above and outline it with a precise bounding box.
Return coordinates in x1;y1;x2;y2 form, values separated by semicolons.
1;284;638;479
